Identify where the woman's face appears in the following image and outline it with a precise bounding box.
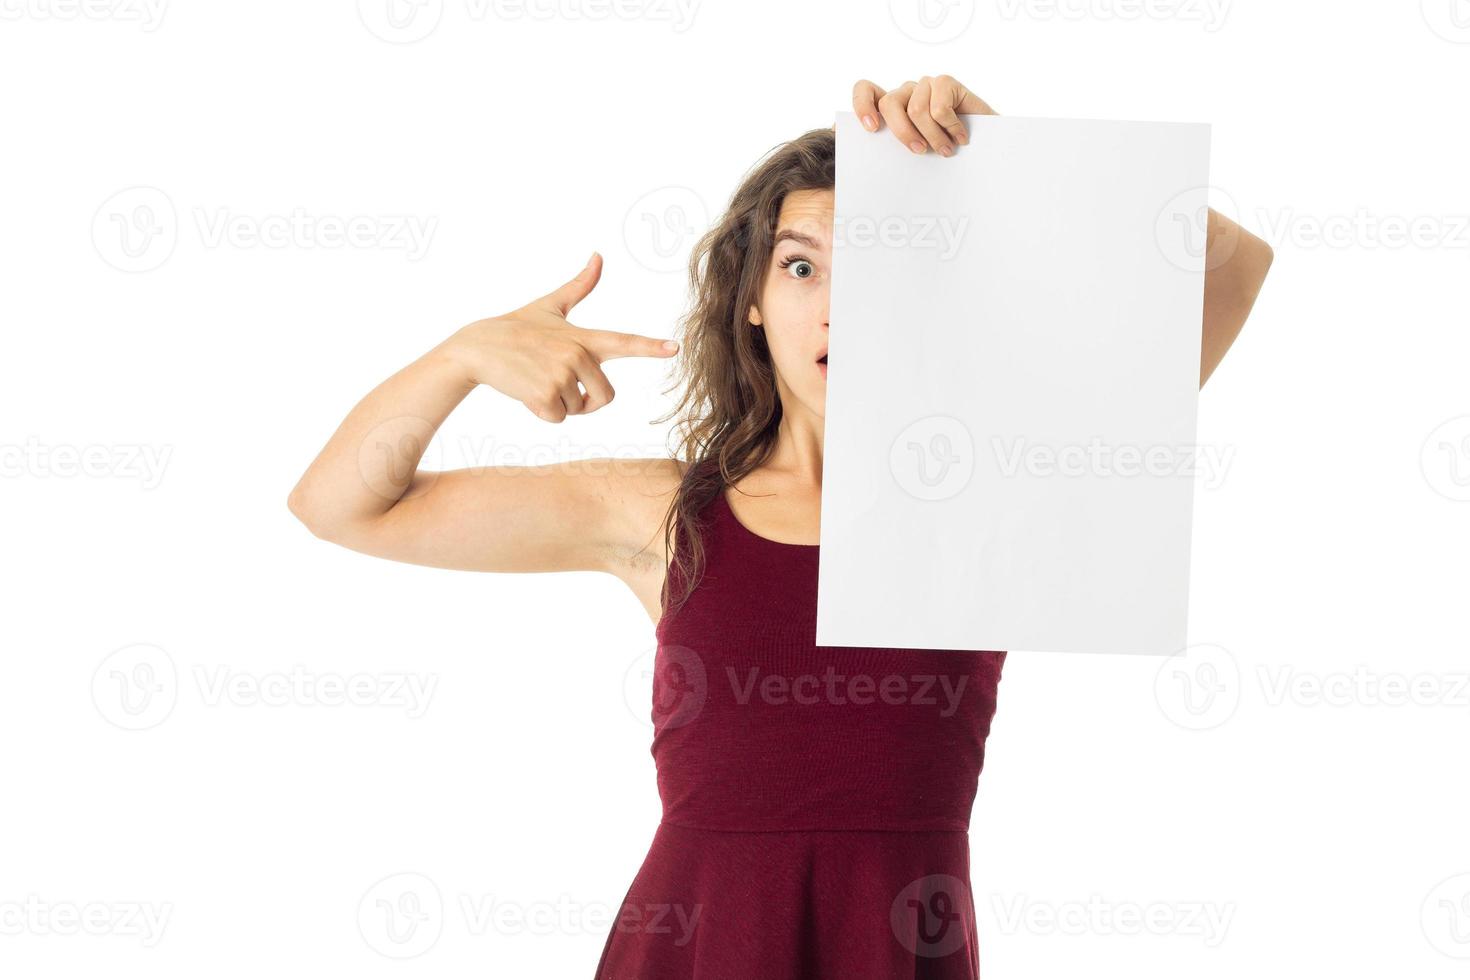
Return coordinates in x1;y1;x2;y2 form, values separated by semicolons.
748;188;832;421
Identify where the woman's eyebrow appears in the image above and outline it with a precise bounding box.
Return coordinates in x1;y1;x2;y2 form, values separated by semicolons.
773;229;826;250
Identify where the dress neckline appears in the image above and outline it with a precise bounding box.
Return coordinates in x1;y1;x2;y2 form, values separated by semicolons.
720;487;821;550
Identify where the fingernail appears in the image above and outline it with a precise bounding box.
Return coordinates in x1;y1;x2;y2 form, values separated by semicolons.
909;140;926;154
939;144;953;157
663;340;679;352
957;131;969;145
862;115;877;131
586;251;598;267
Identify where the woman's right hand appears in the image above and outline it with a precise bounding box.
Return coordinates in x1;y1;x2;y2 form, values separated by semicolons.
289;248;684;594
437;251;680;423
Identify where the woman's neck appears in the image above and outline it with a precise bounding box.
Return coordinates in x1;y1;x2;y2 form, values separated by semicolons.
766;410;824;488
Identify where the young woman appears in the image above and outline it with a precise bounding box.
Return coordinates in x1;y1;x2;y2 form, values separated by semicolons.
289;75;1273;978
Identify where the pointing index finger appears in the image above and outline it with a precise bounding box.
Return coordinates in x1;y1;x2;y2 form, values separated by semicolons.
579;327;680;362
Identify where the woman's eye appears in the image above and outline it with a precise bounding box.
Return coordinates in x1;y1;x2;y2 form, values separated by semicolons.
780;257;816;280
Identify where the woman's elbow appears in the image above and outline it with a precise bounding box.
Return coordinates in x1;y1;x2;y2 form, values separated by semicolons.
287;482;341;541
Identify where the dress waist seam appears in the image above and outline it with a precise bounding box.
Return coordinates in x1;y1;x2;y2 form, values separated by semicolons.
657;818;969;836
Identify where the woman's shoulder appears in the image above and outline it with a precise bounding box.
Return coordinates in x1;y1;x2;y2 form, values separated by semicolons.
612;456;686;496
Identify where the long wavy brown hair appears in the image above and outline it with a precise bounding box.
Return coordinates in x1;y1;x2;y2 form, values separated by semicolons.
653;125;835;615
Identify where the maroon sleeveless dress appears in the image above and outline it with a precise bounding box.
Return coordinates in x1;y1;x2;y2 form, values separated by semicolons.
595;487;1007;979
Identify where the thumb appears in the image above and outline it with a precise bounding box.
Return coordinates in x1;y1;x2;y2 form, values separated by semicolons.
541;251;603;317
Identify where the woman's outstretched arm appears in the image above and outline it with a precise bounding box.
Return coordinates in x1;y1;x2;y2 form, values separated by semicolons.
286;253;682;576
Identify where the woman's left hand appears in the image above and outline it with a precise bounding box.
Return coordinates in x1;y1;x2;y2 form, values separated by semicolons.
851;75;996;157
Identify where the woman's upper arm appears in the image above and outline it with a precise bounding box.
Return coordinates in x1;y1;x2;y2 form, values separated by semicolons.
315;456;685;575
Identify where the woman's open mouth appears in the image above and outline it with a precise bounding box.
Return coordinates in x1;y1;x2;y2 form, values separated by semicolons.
817;350;827;378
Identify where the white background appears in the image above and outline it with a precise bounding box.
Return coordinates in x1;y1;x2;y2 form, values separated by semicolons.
2;1;1468;978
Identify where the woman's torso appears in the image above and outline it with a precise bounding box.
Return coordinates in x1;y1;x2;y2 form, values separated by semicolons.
649;484;1007;833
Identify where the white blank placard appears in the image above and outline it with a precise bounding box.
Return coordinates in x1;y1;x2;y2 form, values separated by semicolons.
815;111;1211;656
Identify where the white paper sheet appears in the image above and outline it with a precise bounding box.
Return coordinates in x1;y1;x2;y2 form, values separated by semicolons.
815;111;1211;656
